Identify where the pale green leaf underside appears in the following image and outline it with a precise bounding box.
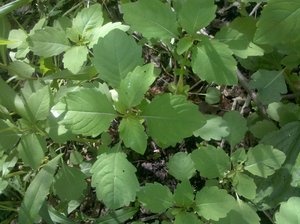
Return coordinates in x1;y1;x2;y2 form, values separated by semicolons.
275;197;300;224
245;144;286;178
93;29;142;88
254;0;300;45
63;46;88;74
72;4;104;38
178;0;216;34
122;0;178;40
142;94;205;148
90;151;139;209
28;27;70;57
192;38;237;85
51;88;117;137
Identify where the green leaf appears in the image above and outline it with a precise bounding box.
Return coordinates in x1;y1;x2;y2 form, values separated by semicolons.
245;144;286;178
174;180;194;207
267;102;300;127
0;119;19;151
51;88;117;137
175;212;203;224
26;84;52;121
254;0;300;45
137;182;174;213
122;0;178;40
291;153;300;187
17;133;46;169
63;46;88;74
28;27;71;57
249;120;278;139
7;61;34;79
177;0;216;34
96;207;138;224
254;122;300;209
93;29;142;88
88;22;129;48
216;200;260;224
232;173;256;200
117;63;156;109
18;154;62;224
223;111;248;147
176;36;193;55
0;0;31;17
249;70;287;105
72;4;103;38
191;145;231;179
0;16;10;64
167;152;196;181
192;38;237;85
142;94;205;147
193;115;229;141
7;29;27;49
205;87;220;105
53;163;87;201
275;197;300;224
119;117;148;154
90;150;139;209
216;17;264;59
195;186;236;221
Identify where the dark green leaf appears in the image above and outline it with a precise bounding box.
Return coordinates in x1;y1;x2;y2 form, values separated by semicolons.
18;154;62;223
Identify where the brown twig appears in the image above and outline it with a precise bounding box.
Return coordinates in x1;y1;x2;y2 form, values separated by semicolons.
236;69;267;117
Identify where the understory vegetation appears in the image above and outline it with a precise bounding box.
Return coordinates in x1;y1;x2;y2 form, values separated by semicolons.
0;0;300;223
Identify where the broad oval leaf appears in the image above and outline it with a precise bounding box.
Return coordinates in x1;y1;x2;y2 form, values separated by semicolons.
245;144;286;178
175;212;203;224
93;29;142;88
0;119;19;151
254;0;300;45
192;38;237;85
63;46;88;74
174;180;195;207
137;182;174;213
191;145;231;179
232;173;256;200
142;94;205;148
122;0;178;40
90;150;139;209
53;163;87;201
167;152;196;181
275;197;300;224
216;200;260;224
195;186;236;221
51;88;117;137
28;27;71;57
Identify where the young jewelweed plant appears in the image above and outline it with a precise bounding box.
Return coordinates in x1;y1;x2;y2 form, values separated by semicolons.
1;0;300;223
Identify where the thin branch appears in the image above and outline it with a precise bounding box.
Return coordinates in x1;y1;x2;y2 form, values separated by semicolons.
236;69;267;117
249;3;262;17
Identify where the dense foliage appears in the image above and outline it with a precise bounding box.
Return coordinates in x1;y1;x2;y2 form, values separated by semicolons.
0;0;300;223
